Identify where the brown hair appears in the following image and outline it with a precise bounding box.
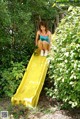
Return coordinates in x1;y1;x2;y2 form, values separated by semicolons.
39;21;48;33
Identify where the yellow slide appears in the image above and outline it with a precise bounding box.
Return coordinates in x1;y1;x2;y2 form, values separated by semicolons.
11;50;49;107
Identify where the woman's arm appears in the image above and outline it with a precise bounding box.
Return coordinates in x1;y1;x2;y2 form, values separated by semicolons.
35;31;39;46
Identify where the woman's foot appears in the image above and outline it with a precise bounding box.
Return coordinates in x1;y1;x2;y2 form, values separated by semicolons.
40;50;44;56
44;50;48;56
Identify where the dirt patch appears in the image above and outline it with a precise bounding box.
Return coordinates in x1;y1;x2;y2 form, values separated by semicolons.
0;95;80;119
27;95;80;119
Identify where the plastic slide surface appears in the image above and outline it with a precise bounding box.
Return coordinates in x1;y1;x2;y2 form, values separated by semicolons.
11;51;49;107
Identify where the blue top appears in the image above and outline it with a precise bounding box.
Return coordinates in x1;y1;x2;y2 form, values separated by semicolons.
40;35;50;43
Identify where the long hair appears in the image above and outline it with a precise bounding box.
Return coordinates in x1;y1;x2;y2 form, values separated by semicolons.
39;21;48;33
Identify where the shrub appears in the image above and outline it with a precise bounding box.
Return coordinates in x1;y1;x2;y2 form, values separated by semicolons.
0;61;25;97
47;6;80;108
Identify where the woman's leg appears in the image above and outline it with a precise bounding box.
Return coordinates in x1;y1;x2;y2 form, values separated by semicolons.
43;41;50;50
43;41;50;56
38;40;43;50
38;40;44;56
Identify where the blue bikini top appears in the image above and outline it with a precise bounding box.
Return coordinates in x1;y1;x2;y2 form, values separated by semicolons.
39;35;49;42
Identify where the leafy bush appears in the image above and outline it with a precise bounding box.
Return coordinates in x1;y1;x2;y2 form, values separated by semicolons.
0;62;25;97
47;6;80;108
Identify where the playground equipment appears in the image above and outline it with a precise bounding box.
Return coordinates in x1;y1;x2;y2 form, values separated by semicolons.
11;50;49;107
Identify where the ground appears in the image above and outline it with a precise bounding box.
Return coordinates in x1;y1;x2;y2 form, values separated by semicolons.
0;93;80;119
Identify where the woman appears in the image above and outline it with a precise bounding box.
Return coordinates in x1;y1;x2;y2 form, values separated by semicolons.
35;21;51;56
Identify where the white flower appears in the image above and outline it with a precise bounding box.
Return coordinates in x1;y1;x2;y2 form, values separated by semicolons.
74;62;77;69
70;81;74;85
54;89;57;92
9;29;13;34
72;102;78;108
53;46;57;50
63;98;68;102
64;52;69;57
70;50;73;54
69;101;78;108
70;74;76;80
57;77;61;81
61;48;66;52
62;78;64;82
65;59;68;63
70;81;76;87
73;75;76;79
78;64;80;68
70;53;74;59
76;44;80;48
70;74;73;79
69;101;72;104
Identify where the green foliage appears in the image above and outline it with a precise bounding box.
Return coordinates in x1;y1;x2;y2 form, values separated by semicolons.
0;1;11;39
55;0;80;2
0;0;35;98
0;1;11;57
0;62;25;97
25;0;57;20
0;0;35;67
47;6;80;108
0;0;58;97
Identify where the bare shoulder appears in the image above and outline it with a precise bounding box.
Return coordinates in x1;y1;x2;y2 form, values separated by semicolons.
37;30;40;35
47;30;51;35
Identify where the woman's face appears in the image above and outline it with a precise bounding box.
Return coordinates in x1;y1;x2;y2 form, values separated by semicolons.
40;25;46;31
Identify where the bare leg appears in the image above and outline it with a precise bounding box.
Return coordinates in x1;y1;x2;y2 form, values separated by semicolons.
38;40;44;56
43;41;50;50
43;41;50;56
38;40;43;50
